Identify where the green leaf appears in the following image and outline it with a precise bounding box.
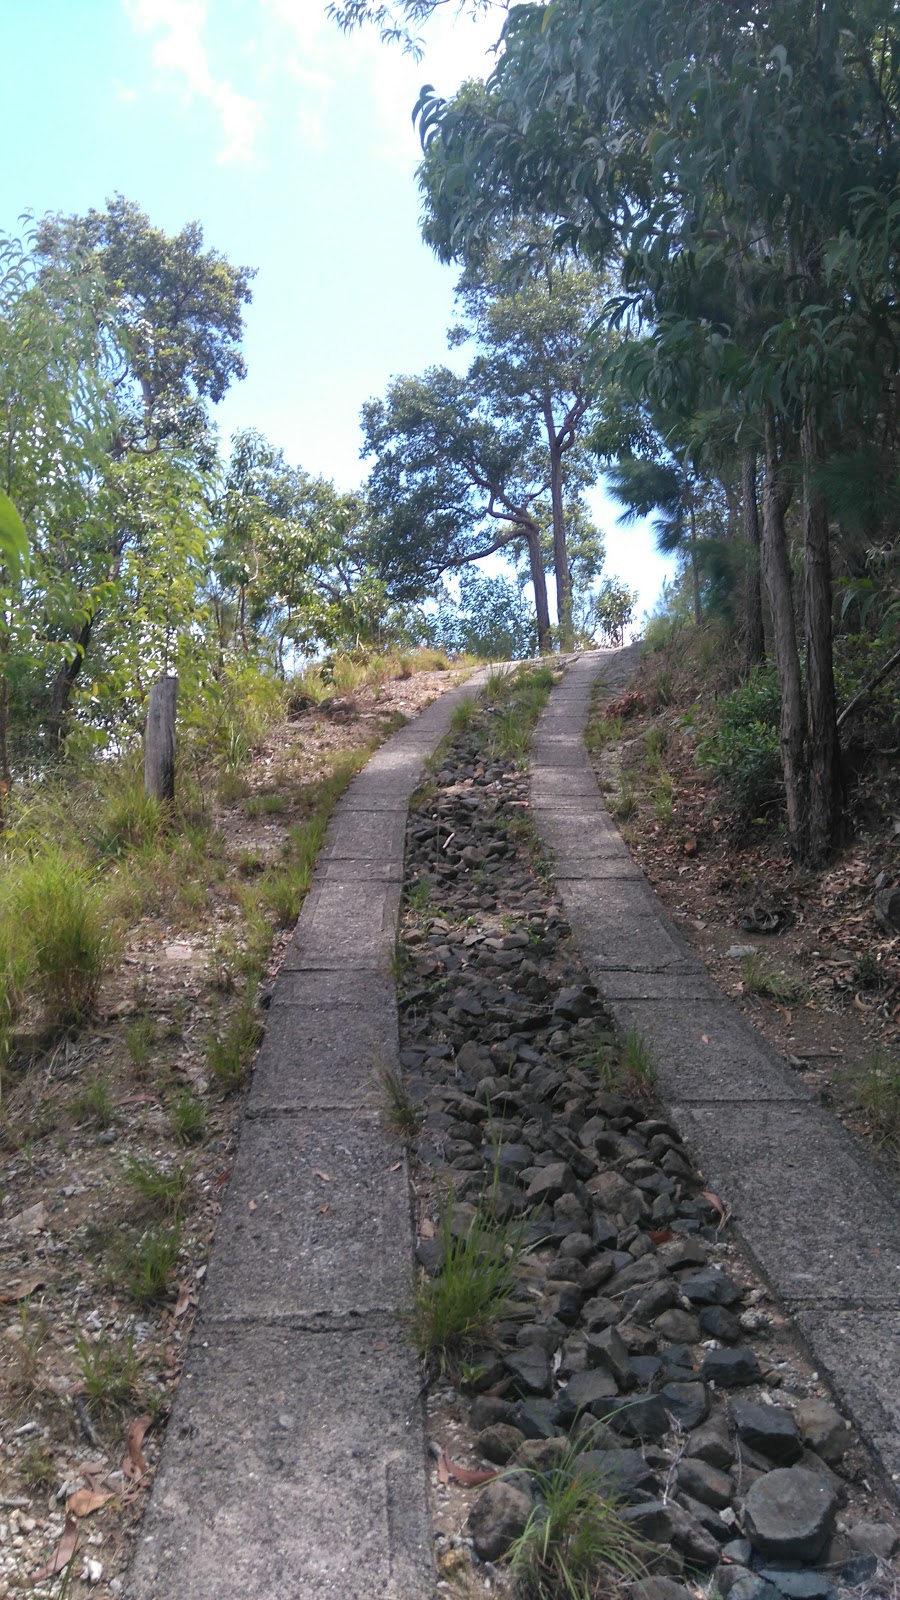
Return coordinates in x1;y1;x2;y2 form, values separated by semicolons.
0;489;29;584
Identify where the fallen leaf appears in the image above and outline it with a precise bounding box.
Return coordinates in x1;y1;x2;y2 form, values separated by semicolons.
30;1516;78;1582
123;1414;152;1479
318;1203;330;1215
247;1199;257;1212
700;1033;710;1045
701;1190;726;1223
388;1160;402;1172
312;1169;331;1182
435;1447;450;1488
445;1456;499;1487
683;836;698;857
172;1281;191;1320
649;1229;676;1245
212;1167;232;1188
67;1488;113;1517
0;1271;47;1305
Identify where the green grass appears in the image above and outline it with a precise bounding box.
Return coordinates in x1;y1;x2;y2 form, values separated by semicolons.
855;1050;900;1147
609;766;638;820
407;1203;523;1369
124;1156;191;1218
74;1328;145;1411
206;988;264;1093
740;954;810;1003
616;1027;658;1103
124;1011;156;1070
119;1224;182;1305
380;1065;420;1140
4;846;114;1025
450;694;480;734
169;1090;206;1146
509;1449;651;1599
70;1073;115;1129
651;769;674;826
246;792;289;817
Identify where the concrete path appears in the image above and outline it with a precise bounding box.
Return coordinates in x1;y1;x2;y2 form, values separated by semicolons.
125;679;482;1600
531;648;900;1492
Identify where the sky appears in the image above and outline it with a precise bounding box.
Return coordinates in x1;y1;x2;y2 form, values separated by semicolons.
3;0;673;622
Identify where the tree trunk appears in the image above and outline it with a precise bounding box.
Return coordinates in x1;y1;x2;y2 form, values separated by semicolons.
47;615;94;748
688;503;702;625
801;416;843;866
144;675;178;805
761;405;807;858
548;440;574;650
741;449;765;669
525;524;553;654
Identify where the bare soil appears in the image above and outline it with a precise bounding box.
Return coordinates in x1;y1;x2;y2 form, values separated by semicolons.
0;663;466;1600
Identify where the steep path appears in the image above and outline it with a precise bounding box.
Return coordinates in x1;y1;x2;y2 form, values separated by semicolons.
125;677;484;1600
531;647;900;1490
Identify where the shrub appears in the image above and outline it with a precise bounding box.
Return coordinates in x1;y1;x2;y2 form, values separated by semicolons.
697;665;782;821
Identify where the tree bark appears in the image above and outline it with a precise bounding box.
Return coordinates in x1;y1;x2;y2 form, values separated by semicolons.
688;502;702;625
741;449;765;669
47;615;94;748
801;415;844;865
144;675;178;805
525;524;553;654
761;405;807;858
548;438;573;650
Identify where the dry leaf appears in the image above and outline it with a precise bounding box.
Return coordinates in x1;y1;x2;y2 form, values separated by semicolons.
30;1516;78;1582
0;1271;47;1305
312;1169;331;1182
247;1199;257;1212
445;1456;498;1487
172;1281;191;1320
123;1413;152;1479
67;1488;113;1518
435;1448;449;1488
700;1033;710;1044
318;1203;330;1215
388;1160;402;1172
701;1190;727;1225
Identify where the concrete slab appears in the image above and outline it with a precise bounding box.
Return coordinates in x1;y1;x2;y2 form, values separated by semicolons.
250;1004;396;1111
604;997;812;1102
204;1110;412;1320
551;856;644;882
593;969;722;1000
790;1305;900;1485
270;970;396;1013
124;1322;433;1600
668;1100;900;1303
280;879;399;971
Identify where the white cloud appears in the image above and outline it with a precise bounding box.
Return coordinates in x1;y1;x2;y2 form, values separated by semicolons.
125;0;262;165
113;77;140;103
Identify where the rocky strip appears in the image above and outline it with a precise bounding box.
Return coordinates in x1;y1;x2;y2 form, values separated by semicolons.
396;667;900;1599
123;675;486;1600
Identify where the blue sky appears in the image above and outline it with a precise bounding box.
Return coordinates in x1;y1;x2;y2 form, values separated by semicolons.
3;0;673;620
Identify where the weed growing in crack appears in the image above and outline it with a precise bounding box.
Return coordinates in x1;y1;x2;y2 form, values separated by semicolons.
380;1065;420;1140
407;1203;523;1370
508;1447;652;1599
617;1026;658;1102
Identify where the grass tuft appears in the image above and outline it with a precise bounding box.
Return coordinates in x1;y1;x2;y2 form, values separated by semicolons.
740;954;810;1003
509;1448;651;1599
407;1203;522;1369
380;1065;420;1140
855;1049;900;1147
5;847;114;1025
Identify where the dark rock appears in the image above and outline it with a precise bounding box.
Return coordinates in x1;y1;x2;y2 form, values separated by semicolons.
794;1400;848;1465
553;985;596;1021
545;1285;583;1325
477;1424;526;1465
604;1394;670;1441
840;1555;878;1587
675;1458;733;1509
660;1382;709;1430
467;1480;533;1561
590;1212;619;1250
728;1580;783;1600
606;1256;663;1296
554;1368;619;1424
622;1501;720;1568
873;885;900;935
629;1580;694;1600
699;1304;742;1342
575;1447;660;1501
504;1346;552;1395
743;1467;838;1561
680;1268;743;1306
585;1325;634;1388
677;1493;731;1543
846;1522;899;1560
581;1295;620;1331
470;1396;515;1430
717;1567;754;1597
515;1436;570;1473
700;1346;762;1388
730;1399;802;1465
687;1421;736;1470
654;1308;701;1343
756;1570;837;1600
526;1162;574;1205
510;1398;558;1439
628;1279;679;1323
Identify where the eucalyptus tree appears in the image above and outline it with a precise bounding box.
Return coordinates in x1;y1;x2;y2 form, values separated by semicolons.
409;0;900;864
361;365;555;651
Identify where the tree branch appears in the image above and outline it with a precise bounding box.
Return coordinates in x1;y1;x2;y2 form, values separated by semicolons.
836;644;900;731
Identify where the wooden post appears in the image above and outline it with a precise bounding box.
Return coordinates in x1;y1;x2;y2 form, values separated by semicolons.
144;675;177;804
